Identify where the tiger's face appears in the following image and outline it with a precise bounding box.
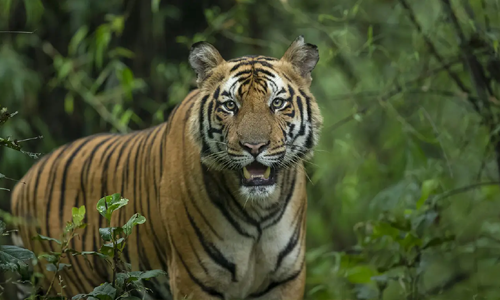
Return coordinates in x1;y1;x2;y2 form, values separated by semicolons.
189;36;323;199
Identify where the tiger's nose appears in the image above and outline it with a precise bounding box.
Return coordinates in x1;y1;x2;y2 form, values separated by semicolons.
241;141;269;157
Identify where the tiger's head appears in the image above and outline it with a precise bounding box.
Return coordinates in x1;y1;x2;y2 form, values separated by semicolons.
189;36;323;199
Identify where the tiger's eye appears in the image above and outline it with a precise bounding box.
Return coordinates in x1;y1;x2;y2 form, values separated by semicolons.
272;99;285;109
224;101;236;111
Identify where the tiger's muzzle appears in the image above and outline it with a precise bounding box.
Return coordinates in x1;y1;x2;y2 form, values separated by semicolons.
239;141;278;187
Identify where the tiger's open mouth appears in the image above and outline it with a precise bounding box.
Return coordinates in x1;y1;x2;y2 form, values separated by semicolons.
241;161;277;186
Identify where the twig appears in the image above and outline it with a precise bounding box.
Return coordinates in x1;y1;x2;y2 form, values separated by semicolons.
0;30;35;34
421;107;454;177
328;57;471;131
481;0;490;31
434;181;500;203
441;0;500;181
16;135;43;143
399;0;471;95
425;272;470;296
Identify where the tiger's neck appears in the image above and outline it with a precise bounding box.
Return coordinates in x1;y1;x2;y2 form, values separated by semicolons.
200;164;301;227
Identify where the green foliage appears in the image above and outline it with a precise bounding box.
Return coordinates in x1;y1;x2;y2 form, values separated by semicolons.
26;194;165;300
0;244;35;277
96;194;128;222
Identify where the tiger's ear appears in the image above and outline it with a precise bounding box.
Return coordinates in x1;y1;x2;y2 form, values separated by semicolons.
189;41;225;85
281;36;319;81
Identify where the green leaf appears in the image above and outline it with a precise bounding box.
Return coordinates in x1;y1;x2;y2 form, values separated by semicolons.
58;263;72;271
64;93;74;114
118;67;134;99
416;179;440;209
99;238;125;257
109;47;135;59
399;232;422;252
68;25;89;56
0;245;35;274
371;222;399;239
94;24;112;69
22;0;44;26
422;235;455;249
72;205;86;227
99;227;113;242
38;253;59;263
57;59;72;79
346;265;378;284
151;0;160;13
90;282;116;300
122;213;146;236
45;263;56;272
32;234;62;245
99;227;123;242
96;193;128;221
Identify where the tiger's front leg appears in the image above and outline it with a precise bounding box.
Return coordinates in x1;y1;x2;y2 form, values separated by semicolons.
167;250;225;300
249;267;306;300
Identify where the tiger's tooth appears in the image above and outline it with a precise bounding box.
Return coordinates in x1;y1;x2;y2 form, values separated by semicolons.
243;167;251;180
264;167;271;179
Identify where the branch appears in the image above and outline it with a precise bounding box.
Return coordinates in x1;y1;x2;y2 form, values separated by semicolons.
399;0;471;95
434;181;500;203
328;57;476;131
425;272;471;296
440;0;500;180
0;106;43;159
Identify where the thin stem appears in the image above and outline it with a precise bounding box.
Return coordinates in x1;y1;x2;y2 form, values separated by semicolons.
400;0;471;94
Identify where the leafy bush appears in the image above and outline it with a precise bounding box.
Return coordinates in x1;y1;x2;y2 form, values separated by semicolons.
1;193;166;300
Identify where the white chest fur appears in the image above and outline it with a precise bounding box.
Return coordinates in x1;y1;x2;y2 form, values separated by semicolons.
212;201;302;299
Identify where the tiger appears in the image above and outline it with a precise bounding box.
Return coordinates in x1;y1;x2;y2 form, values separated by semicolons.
11;35;323;300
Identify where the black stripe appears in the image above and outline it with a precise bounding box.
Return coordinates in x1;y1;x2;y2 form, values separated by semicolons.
274;203;305;271
181;115;224;241
56;137;99;293
255;68;275;78
248;261;304;298
72;136;111;286
206;99;215;139
230;61;274;72
185;204;237;282
187;233;210;275
45;142;74;239
263;169;296;229
199;95;211;155
218;177;262;239
159;123;170;175
233;70;252;77
144;125;170;270
98;135;120;164
171;240;224;299
185;185;223;240
57;137;95;229
202;166;254;238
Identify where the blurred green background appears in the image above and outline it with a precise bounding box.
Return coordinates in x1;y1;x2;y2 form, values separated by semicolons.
2;0;500;299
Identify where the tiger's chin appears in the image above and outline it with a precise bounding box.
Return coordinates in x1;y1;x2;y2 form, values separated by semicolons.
239;161;278;199
240;184;277;200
